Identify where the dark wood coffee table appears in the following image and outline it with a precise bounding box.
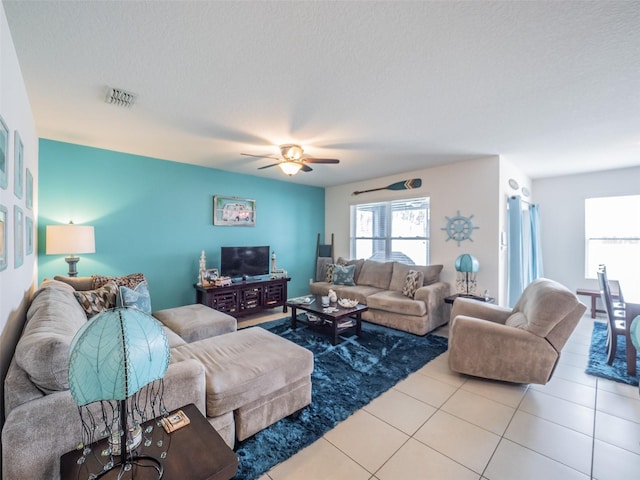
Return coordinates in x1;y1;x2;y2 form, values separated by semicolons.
60;403;238;480
287;295;368;345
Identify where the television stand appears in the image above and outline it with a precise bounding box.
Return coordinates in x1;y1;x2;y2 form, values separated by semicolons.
195;277;290;317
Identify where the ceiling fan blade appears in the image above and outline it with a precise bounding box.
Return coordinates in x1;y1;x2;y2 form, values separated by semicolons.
303;158;340;164
241;152;280;160
301;164;313;172
257;163;281;170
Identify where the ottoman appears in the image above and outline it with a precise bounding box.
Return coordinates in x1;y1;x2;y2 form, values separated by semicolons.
153;303;237;343
171;327;314;442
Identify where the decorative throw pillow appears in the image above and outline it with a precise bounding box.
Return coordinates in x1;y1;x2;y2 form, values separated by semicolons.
402;270;424;298
116;281;152;314
73;281;118;319
332;264;356;286
324;264;336;283
92;273;146;290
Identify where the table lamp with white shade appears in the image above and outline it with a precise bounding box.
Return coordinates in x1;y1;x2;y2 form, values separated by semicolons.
46;222;95;277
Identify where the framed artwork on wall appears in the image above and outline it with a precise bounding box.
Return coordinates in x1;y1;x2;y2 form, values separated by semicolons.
26;168;33;209
14;205;23;268
0;204;7;271
14;131;24;199
26;216;33;255
213;195;256;226
0;115;8;190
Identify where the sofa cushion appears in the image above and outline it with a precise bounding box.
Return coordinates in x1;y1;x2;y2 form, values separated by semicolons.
419;264;444;286
357;260;394;289
402;270;424;298
53;275;94;291
336;257;365;284
331;285;385;305
163;326;187;348
154;304;237;343
15;281;88;393
367;290;428;317
389;262;443;291
73;281;118;318
325;264;335;283
116;280;151;314
332;264;356;286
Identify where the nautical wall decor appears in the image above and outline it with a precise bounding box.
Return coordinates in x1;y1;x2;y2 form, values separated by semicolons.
352;178;421;196
442;210;479;246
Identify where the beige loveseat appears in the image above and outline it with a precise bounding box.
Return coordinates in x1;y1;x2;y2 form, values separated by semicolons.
2;276;313;479
448;278;587;384
310;258;451;335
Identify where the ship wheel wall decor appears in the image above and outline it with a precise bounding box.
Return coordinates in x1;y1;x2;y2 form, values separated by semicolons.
441;211;479;246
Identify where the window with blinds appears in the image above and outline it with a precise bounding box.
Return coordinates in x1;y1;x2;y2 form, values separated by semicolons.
585;195;640;296
350;197;430;265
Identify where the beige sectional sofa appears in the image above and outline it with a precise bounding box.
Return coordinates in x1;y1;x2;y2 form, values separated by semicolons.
2;276;313;479
310;258;451;335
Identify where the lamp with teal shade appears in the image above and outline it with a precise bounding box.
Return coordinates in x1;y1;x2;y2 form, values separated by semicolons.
455;253;479;296
68;307;170;478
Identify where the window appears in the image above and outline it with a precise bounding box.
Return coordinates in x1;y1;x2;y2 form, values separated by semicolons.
350;197;429;264
585;195;640;296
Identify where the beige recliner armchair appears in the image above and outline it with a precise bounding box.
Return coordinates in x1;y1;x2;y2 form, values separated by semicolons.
448;278;587;385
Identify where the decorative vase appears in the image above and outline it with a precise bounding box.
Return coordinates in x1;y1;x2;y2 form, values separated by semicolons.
328;289;337;303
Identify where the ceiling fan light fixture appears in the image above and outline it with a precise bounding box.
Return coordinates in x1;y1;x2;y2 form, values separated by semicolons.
279;161;302;176
280;144;303;161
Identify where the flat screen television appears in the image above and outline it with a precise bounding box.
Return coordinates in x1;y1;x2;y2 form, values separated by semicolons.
220;246;270;280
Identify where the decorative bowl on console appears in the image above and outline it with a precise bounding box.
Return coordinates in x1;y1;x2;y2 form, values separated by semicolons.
338;298;358;309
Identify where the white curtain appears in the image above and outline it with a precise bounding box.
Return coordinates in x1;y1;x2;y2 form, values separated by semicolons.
508;196;544;307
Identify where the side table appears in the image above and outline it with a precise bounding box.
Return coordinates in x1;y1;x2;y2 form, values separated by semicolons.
60;403;238;480
445;294;495;305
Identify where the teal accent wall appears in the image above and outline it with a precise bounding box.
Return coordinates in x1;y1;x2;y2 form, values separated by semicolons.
38;140;325;310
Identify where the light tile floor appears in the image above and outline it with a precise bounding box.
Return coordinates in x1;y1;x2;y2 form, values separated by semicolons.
239;312;640;480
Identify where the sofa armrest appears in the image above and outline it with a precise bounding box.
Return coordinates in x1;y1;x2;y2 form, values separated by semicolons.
414;281;450;304
2;359;206;480
450;297;512;325
448;316;558;384
414;281;451;327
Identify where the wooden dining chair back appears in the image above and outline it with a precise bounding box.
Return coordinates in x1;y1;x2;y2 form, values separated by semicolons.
598;264;626;310
597;268;626;365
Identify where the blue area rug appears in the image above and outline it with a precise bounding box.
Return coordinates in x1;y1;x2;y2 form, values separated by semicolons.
233;317;448;479
585;321;639;386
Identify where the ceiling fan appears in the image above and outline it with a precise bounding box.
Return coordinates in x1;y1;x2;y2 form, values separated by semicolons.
241;144;340;176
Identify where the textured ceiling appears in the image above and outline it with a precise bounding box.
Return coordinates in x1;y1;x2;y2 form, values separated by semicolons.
4;1;640;187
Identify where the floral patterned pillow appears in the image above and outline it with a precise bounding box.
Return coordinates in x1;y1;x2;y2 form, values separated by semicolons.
332;264;356;286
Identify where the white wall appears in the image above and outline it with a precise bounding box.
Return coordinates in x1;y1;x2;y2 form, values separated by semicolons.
533;165;640;295
325;156;503;301
0;3;38;426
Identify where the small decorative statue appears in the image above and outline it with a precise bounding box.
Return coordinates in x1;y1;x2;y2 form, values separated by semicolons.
271;252;277;272
198;250;206;285
328;289;337;303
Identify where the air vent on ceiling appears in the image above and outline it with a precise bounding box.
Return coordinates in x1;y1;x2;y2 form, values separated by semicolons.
105;87;137;108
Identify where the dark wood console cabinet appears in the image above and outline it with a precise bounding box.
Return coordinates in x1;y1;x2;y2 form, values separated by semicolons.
195;277;290;317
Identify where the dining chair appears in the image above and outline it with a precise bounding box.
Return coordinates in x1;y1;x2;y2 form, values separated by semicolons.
598;264;625;310
597;268;627;365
